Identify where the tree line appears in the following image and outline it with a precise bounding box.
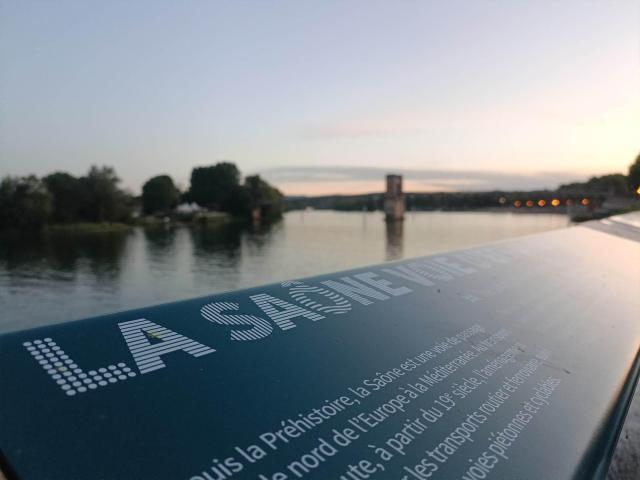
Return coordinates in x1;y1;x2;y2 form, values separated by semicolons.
0;166;132;230
0;162;283;230
2;154;637;229
142;162;283;221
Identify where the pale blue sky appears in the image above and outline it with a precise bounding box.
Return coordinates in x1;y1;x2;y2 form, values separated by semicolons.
1;1;638;194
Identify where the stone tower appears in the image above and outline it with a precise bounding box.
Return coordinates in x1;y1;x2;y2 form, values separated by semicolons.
384;174;405;221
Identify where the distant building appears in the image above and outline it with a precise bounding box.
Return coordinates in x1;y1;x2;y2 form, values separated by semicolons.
175;202;204;214
384;174;405;221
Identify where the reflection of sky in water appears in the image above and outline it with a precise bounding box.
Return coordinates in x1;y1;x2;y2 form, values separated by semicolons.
0;211;568;333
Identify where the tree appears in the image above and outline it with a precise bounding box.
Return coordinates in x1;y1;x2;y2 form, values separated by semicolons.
141;175;180;214
245;175;270;209
629;153;640;194
559;174;631;196
0;175;52;230
189;162;241;209
78;166;132;222
43;172;83;223
584;174;630;196
244;175;284;221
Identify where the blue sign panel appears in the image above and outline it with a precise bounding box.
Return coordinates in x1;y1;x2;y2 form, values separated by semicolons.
1;215;639;479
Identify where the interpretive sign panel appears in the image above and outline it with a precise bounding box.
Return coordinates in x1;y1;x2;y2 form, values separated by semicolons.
1;214;639;480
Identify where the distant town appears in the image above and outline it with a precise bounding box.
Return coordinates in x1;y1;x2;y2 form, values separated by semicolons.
280;156;640;223
287;165;639;223
1;154;638;231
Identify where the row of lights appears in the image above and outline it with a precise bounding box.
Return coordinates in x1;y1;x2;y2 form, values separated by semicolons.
498;197;591;208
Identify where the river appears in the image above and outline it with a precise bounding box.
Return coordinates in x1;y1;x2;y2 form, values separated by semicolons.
0;211;568;333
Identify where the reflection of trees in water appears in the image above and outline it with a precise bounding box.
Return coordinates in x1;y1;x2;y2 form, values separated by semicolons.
0;218;284;314
244;219;282;252
190;223;243;260
189;219;282;276
188;223;244;292
141;226;183;275
142;225;178;258
0;230;129;281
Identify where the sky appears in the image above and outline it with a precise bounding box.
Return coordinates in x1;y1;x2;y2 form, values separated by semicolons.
0;1;638;196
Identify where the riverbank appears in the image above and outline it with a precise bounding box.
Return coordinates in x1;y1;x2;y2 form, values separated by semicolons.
10;213;236;235
135;211;233;227
44;222;132;234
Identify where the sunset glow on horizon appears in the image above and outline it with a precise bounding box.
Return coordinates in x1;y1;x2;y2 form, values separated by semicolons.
1;1;638;196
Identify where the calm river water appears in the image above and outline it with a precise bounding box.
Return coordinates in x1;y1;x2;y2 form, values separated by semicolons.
0;211;569;333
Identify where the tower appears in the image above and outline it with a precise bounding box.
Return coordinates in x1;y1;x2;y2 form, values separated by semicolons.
384;174;405;221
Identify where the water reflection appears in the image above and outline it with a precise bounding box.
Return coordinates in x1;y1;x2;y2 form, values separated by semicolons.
0;229;128;281
190;223;244;290
190;223;243;257
385;221;404;261
0;211;569;333
143;225;178;253
244;220;282;249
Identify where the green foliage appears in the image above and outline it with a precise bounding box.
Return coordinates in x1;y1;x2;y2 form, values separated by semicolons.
78;166;132;222
188;164;283;220
44;222;131;234
0;176;52;230
244;175;284;220
222;184;250;216
43;172;83;222
0;166;132;230
142;175;180;214
0;162;286;229
558;173;631;196
189;162;241;209
629;153;640;192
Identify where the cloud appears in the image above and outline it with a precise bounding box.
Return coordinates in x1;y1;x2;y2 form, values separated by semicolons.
301;122;426;139
258;166;586;195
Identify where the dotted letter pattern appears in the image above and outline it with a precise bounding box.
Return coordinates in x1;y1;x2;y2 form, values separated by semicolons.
23;338;136;397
